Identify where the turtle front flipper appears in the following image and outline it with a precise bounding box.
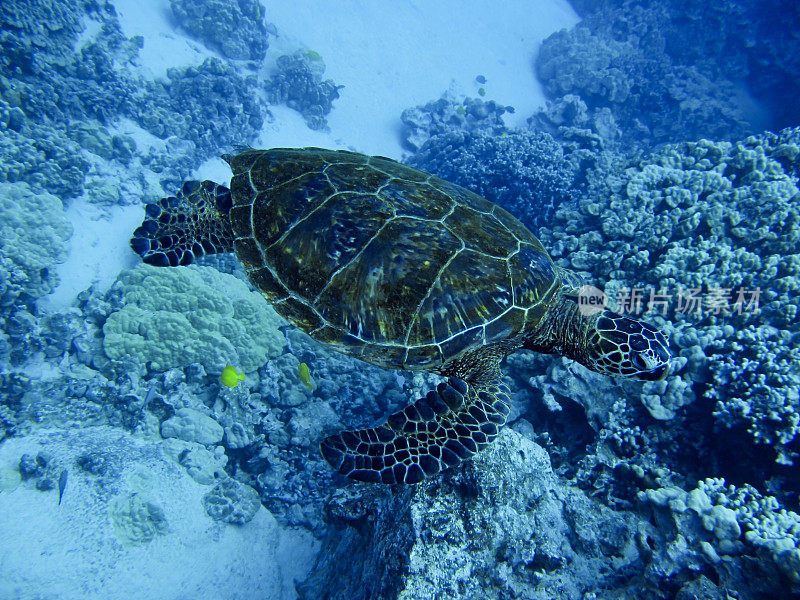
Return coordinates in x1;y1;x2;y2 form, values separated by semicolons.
320;377;510;484
130;180;235;267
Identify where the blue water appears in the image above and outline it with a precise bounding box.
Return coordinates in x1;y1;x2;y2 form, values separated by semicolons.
1;1;799;599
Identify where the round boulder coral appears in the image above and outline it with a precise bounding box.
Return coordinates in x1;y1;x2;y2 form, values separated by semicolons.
0;182;73;304
203;478;260;525
102;263;285;373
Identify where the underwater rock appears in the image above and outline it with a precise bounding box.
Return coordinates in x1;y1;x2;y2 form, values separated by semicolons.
161;407;224;446
302;428;796;599
299;429;653;600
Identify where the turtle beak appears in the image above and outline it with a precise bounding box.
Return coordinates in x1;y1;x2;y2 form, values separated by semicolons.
639;362;669;382
636;343;671;381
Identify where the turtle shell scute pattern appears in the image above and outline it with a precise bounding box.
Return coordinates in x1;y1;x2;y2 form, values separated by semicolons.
227;147;559;370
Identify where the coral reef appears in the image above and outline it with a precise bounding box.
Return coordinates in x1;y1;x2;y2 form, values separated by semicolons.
299;429;783;599
1;0;266;197
0;182;73;309
533;22;751;145
110;492;169;544
641;477;800;587
566;0;800;132
407;129;576;229
1;0;141;125
143;57;266;169
0;102;91;199
170;0;270;61
532;129;800;469
203;477;261;525
400;92;510;151
0;1;798;598
102;264;286;374
18;451;64;493
265;50;343;130
706;323;800;463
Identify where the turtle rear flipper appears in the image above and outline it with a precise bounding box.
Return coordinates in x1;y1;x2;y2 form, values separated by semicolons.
320;377;510;484
130;180;234;267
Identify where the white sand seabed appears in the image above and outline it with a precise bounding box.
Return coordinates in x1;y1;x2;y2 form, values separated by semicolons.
40;200;143;313
114;0;220;79
262;0;578;158
113;0;579;162
0;428;318;600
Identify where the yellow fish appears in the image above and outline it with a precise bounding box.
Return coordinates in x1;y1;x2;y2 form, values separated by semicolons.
298;362;314;391
220;365;245;388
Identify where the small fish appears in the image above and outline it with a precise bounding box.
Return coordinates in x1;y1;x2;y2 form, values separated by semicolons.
298;362;314;391
220;365;245;388
58;469;68;505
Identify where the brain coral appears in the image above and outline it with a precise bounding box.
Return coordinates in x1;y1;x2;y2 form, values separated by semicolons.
103;264;285;374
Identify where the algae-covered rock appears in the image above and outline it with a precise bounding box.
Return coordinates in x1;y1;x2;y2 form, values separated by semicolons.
161;408;224;446
300;429;649;599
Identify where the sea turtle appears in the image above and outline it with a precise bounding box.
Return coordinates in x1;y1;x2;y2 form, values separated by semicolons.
130;147;670;484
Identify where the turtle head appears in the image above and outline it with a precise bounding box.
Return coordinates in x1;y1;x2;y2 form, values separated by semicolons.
584;311;671;381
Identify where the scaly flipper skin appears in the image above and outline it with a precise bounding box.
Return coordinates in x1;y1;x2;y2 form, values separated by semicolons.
130;180;234;266
320;377;510;484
